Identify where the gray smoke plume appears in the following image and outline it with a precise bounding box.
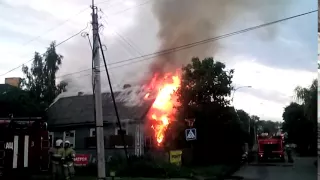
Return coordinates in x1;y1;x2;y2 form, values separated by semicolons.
147;0;293;79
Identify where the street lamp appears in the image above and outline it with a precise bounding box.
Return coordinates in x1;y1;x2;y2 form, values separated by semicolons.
231;85;252;133
231;86;252;102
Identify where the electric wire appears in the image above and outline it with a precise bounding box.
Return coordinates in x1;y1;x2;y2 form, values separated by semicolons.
22;7;91;46
0;23;90;77
99;11;143;56
1;0;148;77
98;33;130;162
54;10;317;80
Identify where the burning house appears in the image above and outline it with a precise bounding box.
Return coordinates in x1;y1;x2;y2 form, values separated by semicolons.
46;88;154;163
143;73;181;146
46;71;183;164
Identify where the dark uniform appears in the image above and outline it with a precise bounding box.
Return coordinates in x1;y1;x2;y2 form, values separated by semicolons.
285;144;293;163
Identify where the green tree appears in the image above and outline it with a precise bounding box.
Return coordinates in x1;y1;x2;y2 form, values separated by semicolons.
236;109;251;132
236;110;259;148
176;57;234;117
0;85;42;117
294;79;317;123
174;57;245;164
257;120;279;134
21;41;67;109
293;79;317;155
282;102;314;155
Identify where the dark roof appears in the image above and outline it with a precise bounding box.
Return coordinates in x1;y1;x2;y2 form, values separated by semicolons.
47;92;153;126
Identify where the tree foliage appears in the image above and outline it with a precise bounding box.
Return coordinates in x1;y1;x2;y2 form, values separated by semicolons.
294;79;317;123
21;41;67;109
0;85;43;117
282;102;315;155
282;79;317;155
236;110;250;132
256;120;280;134
172;57;247;164
176;57;234;118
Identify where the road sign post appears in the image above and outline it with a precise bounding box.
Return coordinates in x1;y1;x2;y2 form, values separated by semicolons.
185;118;196;162
185;128;197;141
185;118;196;141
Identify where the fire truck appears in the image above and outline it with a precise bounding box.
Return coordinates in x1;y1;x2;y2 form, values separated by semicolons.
257;133;285;162
0;117;50;178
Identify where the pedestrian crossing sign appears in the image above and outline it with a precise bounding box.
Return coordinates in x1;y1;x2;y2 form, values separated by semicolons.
185;128;197;141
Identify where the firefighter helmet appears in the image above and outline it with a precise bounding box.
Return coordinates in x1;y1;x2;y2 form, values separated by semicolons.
55;139;63;146
65;140;70;145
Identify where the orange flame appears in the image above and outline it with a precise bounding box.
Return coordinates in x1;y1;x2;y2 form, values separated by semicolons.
146;73;181;146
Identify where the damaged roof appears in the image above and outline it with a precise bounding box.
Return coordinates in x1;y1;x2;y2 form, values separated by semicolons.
47;92;154;126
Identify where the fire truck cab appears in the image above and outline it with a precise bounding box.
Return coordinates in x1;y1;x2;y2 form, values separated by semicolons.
257;133;285;162
0;117;50;178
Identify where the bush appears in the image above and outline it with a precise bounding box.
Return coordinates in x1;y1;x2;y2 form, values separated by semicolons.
73;155;234;178
108;155;192;178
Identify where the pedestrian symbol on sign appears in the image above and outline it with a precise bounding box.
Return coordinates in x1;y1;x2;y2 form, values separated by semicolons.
185;128;197;141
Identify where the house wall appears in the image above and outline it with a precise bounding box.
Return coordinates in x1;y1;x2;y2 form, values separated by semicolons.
48;121;143;161
5;77;21;88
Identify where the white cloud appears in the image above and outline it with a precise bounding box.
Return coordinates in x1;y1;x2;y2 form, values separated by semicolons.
231;59;316;121
0;0;316;123
232;58;315;94
233;91;285;121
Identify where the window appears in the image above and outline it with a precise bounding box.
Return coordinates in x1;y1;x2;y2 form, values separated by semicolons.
115;124;128;135
64;130;75;148
49;132;54;147
65;131;75;138
90;128;96;137
117;129;127;135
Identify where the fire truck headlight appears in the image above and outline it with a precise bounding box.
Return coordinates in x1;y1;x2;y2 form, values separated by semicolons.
259;154;263;157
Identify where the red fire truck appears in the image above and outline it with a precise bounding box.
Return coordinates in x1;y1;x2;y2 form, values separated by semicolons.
257;133;285;162
0;117;50;178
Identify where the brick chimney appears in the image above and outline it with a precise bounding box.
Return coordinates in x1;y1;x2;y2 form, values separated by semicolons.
123;84;131;89
5;77;21;88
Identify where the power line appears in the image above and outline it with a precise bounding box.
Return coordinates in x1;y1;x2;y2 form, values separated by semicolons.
99;10;143;56
21;7;91;46
55;10;317;79
17;0;115;46
107;0;154;16
98;33;129;162
0;23;90;77
1;0;154;78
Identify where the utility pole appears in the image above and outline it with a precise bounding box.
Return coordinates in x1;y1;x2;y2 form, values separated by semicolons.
91;0;106;179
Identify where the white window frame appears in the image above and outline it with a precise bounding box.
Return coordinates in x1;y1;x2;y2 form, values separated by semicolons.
90;128;96;137
49;132;54;147
64;130;76;148
115;123;128;135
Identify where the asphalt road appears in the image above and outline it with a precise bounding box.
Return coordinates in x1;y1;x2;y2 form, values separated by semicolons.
230;156;317;180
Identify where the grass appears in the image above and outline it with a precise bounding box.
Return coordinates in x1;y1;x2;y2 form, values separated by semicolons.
31;165;230;180
31;155;235;180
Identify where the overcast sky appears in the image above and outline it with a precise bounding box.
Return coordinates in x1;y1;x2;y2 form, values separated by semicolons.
0;0;317;122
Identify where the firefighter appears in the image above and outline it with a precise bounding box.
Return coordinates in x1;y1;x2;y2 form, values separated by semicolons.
49;139;65;180
63;140;75;180
285;144;294;163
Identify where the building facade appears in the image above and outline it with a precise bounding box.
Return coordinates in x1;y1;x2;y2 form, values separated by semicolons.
47;92;153;164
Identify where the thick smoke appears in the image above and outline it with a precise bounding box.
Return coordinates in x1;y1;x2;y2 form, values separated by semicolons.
148;0;292;79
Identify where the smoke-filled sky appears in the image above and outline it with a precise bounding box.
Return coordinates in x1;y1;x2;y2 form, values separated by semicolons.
0;0;317;121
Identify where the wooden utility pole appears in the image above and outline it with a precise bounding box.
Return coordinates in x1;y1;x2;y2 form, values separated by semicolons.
91;0;106;179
